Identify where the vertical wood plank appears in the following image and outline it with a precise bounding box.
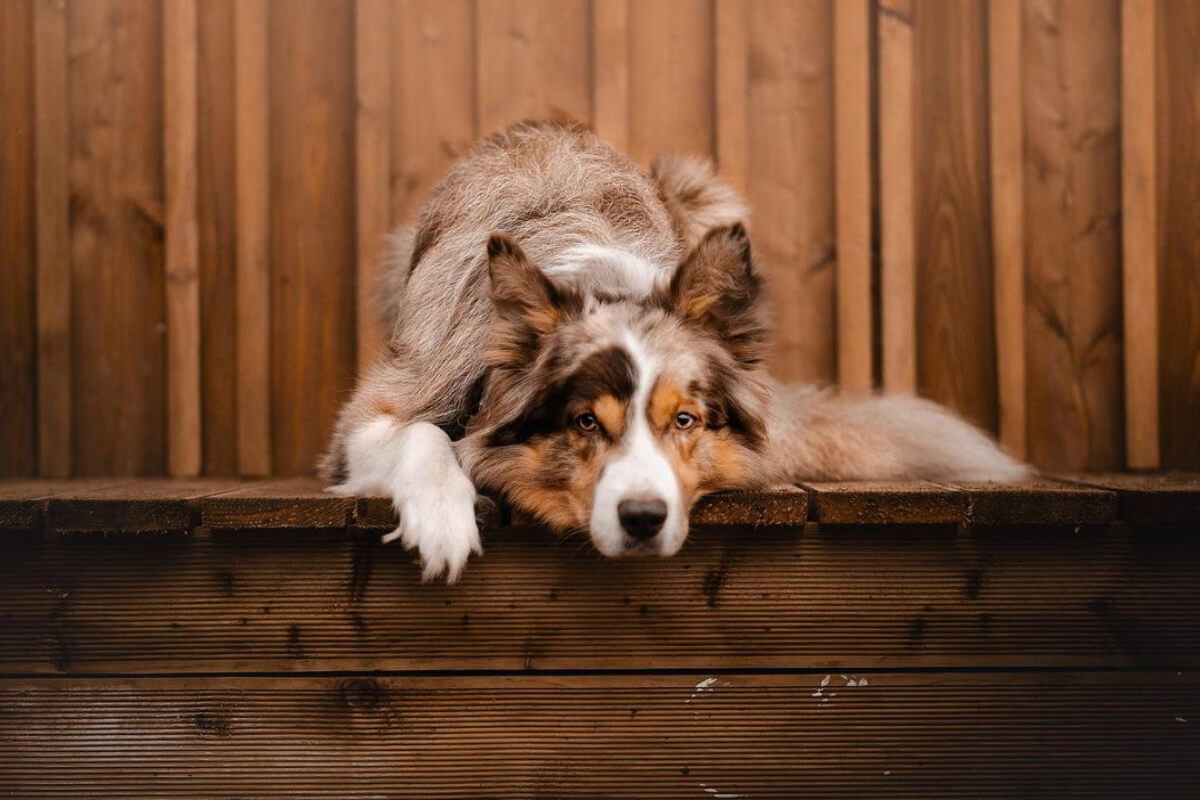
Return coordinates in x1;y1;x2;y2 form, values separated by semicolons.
269;0;356;475
164;0;202;477
1023;0;1123;470
476;0;590;135
68;0;167;475
834;0;873;390
878;0;916;394
914;0;996;430
197;0;238;475
355;0;391;368
1120;0;1159;469
0;0;38;476
990;0;1028;459
1158;0;1200;468
746;0;837;383
390;0;478;225
627;0;714;163
234;0;271;476
591;0;630;152
714;0;747;195
33;0;71;477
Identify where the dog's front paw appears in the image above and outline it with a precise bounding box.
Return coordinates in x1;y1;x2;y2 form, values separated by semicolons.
382;472;482;584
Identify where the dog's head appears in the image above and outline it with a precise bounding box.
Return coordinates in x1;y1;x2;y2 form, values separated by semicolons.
462;224;770;557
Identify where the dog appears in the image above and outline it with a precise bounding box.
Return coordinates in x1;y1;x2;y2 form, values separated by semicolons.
321;119;1028;582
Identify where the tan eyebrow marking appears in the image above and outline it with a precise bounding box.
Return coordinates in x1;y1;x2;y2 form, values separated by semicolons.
647;378;688;430
592;394;627;439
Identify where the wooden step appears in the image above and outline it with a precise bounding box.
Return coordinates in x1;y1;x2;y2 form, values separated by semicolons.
1;475;1196;797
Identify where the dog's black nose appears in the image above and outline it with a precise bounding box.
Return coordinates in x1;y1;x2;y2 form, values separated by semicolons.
618;498;668;540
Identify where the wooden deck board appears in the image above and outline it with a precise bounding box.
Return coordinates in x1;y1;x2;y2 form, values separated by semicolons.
1059;473;1200;524
799;481;966;525
3;520;1196;673
1;672;1196;798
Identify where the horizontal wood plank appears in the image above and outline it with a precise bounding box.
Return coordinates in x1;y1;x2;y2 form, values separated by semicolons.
2;522;1196;672
200;477;352;528
1;672;1196;797
0;479;134;529
800;481;966;525
43;480;251;531
947;478;1117;526
1060;473;1200;524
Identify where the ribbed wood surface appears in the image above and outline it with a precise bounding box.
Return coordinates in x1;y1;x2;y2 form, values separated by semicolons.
3;520;1197;673
1;673;1196;798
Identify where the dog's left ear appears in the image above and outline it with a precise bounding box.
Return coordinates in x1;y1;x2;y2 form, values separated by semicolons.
668;222;767;367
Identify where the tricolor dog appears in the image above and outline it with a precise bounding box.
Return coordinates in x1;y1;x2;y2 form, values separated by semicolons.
322;120;1027;582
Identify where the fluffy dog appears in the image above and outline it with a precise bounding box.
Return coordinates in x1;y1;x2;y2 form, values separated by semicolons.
321;120;1027;582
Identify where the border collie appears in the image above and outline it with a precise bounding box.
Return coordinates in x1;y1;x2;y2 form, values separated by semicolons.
321;120;1027;582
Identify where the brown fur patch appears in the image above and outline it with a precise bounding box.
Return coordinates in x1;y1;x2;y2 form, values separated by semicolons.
592;394;627;439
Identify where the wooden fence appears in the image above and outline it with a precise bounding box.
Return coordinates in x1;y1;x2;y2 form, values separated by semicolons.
1;0;1197;477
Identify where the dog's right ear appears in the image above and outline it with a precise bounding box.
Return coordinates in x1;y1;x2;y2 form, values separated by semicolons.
487;232;574;338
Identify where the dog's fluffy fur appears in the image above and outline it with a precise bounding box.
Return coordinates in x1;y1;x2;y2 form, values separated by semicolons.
322;120;1028;582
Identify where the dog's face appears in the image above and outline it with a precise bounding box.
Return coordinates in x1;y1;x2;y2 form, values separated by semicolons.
463;224;770;557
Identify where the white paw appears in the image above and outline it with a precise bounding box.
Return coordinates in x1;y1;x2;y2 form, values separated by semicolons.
382;470;482;584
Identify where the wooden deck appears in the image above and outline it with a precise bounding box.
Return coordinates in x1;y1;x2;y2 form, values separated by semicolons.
1;476;1198;797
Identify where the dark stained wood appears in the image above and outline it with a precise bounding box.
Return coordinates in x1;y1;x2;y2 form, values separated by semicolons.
43;480;250;532
1;672;1196;797
1023;0;1124;471
914;0;997;432
690;485;809;528
7;506;1196;672
1158;0;1200;469
800;481;965;525
947;478;1117;526
197;0;238;475
0;480;134;530
201;477;350;529
268;0;356;475
68;0;167;475
1061;473;1200;525
0;0;37;477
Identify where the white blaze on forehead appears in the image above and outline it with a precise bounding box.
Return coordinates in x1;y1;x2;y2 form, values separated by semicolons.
588;328;687;556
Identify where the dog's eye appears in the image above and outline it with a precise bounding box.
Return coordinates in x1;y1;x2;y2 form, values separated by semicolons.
575;412;599;432
674;411;698;430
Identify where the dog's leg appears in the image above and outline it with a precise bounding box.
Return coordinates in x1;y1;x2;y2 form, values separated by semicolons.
330;416;481;583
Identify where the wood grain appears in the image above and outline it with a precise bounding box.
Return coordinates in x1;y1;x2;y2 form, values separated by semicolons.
1120;0;1159;469
800;481;965;525
914;0;996;432
268;0;357;475
68;0;167;475
627;0;714;163
713;0;747;194
947;478;1116;526
590;0;630;151
833;0;873;391
878;0;916;394
164;0;203;477
3;508;1198;672
1062;472;1200;525
1023;0;1123;471
42;479;251;532
988;0;1027;459
201;477;351;529
233;0;271;477
1157;0;1200;469
0;0;37;477
354;0;391;370
1;673;1197;797
197;0;238;476
33;0;71;477
746;0;837;383
476;0;590;135
0;479;134;530
389;1;478;227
